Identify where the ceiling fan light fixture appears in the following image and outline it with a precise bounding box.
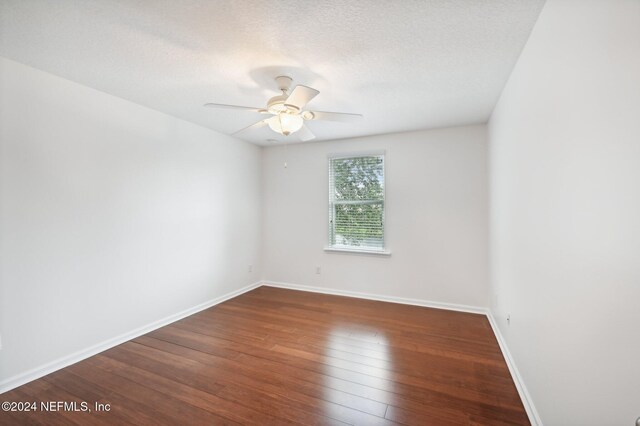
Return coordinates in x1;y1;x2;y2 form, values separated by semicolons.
204;75;362;142
267;113;304;136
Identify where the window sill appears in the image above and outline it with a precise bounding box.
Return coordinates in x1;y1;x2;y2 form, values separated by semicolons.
324;247;391;256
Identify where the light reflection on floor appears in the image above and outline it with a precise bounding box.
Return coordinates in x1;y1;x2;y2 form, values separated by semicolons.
321;326;396;421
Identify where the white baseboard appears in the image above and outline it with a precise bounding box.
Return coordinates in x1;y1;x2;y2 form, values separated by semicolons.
262;280;486;314
486;311;542;426
0;281;262;394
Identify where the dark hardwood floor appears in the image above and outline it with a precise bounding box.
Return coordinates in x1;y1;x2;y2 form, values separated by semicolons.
1;286;529;425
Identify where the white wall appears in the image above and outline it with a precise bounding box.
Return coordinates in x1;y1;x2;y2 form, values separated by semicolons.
0;57;262;387
262;126;488;309
488;1;640;425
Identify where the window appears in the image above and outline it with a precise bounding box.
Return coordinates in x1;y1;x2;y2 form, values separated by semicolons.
328;153;386;253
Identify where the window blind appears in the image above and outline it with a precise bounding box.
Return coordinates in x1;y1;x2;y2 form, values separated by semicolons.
328;154;385;250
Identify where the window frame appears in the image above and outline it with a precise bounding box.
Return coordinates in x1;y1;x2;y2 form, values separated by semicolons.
326;151;390;256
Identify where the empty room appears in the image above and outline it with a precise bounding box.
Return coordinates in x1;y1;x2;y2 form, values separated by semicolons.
1;1;638;425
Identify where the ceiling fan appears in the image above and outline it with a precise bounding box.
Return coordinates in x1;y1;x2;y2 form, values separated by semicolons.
204;76;362;141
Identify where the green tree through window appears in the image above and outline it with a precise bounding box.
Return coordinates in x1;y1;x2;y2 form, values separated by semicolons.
329;155;385;249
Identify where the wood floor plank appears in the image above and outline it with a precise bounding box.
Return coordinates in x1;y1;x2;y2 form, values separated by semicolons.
205;301;505;362
128;337;380;425
103;341;346;425
138;330;389;418
65;359;239;425
171;311;514;400
232;352;529;425
1;286;529;425
87;354;294;425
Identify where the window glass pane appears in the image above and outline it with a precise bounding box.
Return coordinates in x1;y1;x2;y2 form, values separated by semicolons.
329;154;385;250
334;202;384;248
331;156;384;201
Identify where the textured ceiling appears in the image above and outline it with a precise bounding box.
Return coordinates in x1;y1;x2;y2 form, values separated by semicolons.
0;0;545;145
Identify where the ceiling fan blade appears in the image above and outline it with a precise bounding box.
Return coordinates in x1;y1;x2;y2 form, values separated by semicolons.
297;125;315;142
232;120;268;135
285;85;319;110
204;103;265;112
305;111;363;122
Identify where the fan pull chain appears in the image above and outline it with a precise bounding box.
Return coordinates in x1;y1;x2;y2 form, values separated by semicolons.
284;142;288;169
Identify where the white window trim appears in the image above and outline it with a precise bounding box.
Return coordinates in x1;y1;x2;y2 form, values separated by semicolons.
327;150;389;255
324;246;391;256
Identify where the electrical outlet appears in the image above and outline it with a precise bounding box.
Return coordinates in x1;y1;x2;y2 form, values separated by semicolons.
248;265;253;273
506;314;511;325
315;266;321;275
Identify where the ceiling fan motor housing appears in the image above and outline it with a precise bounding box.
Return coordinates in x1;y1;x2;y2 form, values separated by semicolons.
268;99;301;115
268;76;301;114
267;94;290;114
